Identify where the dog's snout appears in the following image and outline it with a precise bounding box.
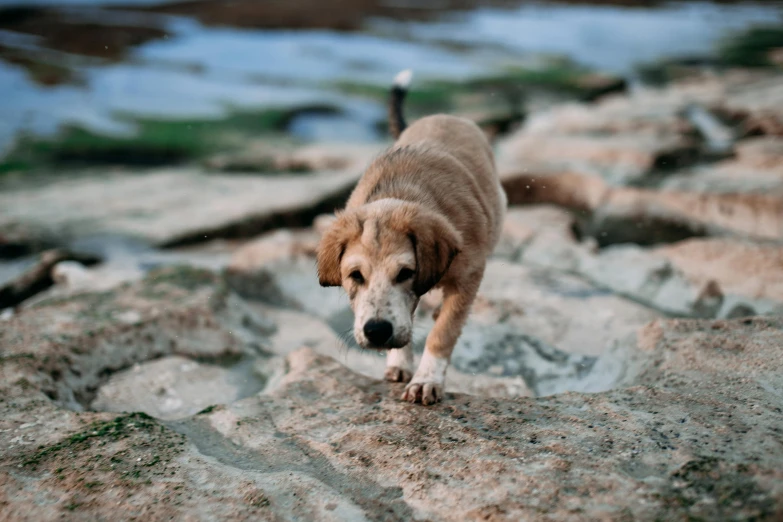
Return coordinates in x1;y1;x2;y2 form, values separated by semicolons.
363;319;393;346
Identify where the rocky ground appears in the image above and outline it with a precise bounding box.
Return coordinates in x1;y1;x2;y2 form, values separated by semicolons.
1;70;783;520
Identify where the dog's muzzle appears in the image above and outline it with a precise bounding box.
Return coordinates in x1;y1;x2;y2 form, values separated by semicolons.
363;319;393;346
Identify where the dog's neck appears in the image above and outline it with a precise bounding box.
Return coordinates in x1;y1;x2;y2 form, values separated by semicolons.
366;180;428;205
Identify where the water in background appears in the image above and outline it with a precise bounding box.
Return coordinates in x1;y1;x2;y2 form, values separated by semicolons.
0;1;781;150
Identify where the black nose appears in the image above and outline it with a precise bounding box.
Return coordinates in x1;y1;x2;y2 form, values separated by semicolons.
363;319;393;346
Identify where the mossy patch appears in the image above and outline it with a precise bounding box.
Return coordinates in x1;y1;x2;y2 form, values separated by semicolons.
653;456;775;520
20;410;190;516
143;265;217;292
335;80;454;112
334;64;625;117
718;26;783;68
459;65;622;97
34;288;118;310
635;57;716;87
0;353;36;363
22;412;160;468
0;104;340;173
196;404;218;415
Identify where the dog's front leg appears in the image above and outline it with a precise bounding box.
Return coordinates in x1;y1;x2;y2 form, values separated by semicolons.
401;272;482;405
385;345;414;383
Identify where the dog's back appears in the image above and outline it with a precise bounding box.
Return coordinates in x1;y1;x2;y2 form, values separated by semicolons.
347;71;506;256
396;114;494;184
395;114;505;252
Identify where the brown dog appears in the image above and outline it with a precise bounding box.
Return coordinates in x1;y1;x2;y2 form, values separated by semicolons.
317;70;507;405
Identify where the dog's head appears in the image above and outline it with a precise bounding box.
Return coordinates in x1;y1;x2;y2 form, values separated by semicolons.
317;199;461;349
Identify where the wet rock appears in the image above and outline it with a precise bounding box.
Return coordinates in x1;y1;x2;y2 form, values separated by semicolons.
499;171;709;247
584;203;708;247
618;69;773;127
443;321;600;397
0;168;359;248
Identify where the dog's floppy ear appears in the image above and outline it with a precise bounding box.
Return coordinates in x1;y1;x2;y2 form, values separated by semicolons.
316;211;362;287
406;209;462;296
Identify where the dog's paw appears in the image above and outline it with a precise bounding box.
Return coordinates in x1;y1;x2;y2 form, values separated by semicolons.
384;366;412;383
401;381;443;406
401;351;448;405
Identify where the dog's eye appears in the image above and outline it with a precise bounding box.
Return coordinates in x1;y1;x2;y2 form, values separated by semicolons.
349;271;365;284
396;268;414;284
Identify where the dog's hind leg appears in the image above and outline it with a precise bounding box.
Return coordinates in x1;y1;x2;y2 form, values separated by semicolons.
385;344;414;383
401;267;483;405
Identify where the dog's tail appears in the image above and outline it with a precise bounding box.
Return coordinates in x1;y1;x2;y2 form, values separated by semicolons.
388;69;412;140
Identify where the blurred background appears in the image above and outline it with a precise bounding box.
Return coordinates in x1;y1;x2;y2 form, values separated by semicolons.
1;0;782;171
1;0;783;314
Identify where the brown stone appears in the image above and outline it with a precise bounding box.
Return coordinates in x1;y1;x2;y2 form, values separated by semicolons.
655;238;783;302
498;132;699;185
